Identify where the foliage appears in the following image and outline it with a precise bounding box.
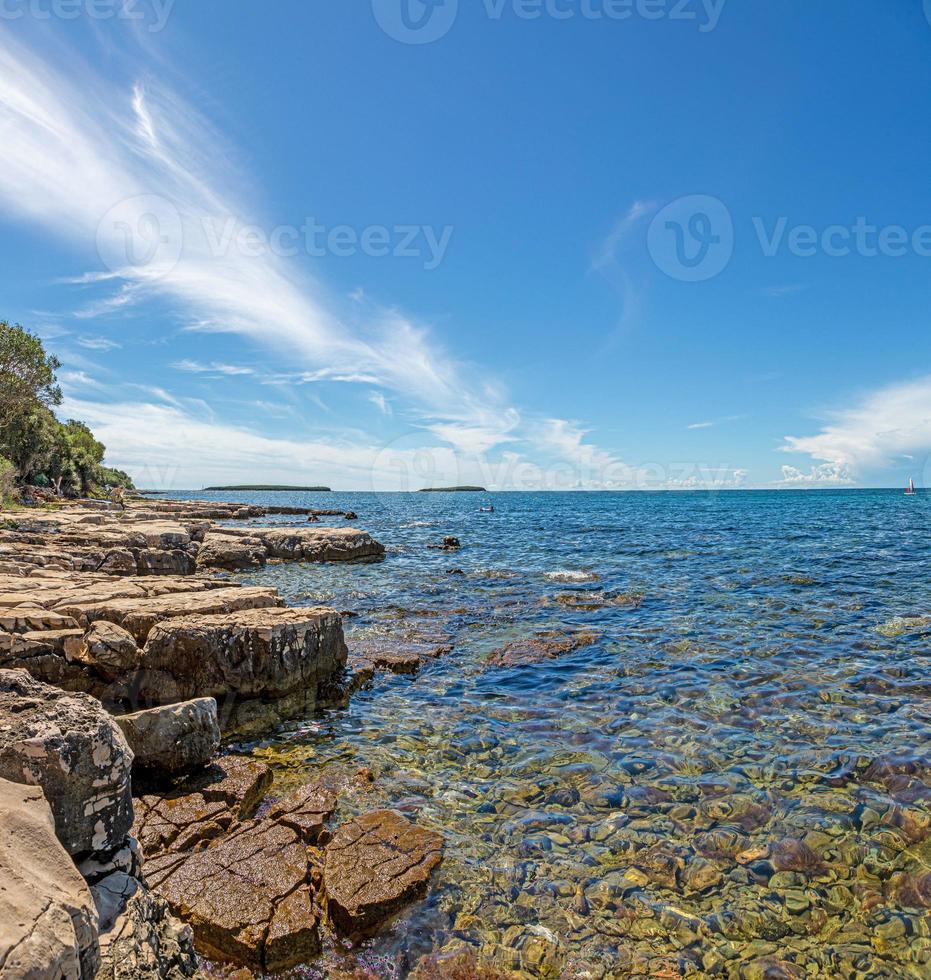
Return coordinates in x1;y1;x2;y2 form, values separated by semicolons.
99;466;135;489
0;456;16;506
0;321;134;497
0;322;61;428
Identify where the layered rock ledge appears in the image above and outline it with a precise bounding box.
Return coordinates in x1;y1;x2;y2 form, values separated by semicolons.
0;497;382;733
0;497;444;979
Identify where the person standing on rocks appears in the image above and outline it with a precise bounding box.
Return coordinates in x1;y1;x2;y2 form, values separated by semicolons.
110;485;126;511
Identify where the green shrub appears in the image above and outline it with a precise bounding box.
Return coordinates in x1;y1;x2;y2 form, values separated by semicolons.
0;456;17;506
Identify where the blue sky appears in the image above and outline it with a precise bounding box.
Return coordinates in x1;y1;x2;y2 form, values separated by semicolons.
1;1;930;490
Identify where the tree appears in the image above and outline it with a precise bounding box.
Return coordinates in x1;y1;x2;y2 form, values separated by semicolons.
0;406;61;483
0;322;62;429
62;420;105;496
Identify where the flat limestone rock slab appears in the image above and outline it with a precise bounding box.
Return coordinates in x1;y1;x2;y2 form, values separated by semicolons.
256;527;385;563
57;586;282;642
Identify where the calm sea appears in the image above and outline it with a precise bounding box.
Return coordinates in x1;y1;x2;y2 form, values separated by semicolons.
175;489;931;978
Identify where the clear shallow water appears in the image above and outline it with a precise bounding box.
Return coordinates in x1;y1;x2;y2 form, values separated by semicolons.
176;490;931;978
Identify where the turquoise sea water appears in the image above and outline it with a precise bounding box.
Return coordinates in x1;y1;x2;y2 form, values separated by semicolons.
176;489;931;978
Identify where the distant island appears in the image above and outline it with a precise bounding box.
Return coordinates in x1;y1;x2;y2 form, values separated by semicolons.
418;486;488;493
202;485;332;492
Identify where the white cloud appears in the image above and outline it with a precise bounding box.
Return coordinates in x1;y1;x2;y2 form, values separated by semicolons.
0;28;636;487
688;421;714;430
77;335;121;351
173;359;254;376
778;464;852;486
368;391;392;416
782;375;931;478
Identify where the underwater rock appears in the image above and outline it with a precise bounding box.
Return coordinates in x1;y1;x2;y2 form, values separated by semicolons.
485;631;600;668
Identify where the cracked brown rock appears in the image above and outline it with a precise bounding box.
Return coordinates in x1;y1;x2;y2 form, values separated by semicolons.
145;818;319;972
268;783;337;844
0;669;133;856
0;777;100;980
132;757;273;858
323;810;443;934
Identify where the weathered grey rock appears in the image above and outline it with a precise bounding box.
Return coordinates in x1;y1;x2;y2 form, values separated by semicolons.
195;532;267;571
323;810;443;934
115;698;220;778
76;621;141;680
96;879;202;980
255;527;385;563
0;778;100;979
0;669;134;856
134;607;348;719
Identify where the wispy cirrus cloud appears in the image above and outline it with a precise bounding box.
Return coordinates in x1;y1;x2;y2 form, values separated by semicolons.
1;28;605;473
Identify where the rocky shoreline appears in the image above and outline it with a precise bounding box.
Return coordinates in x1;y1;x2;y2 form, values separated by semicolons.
0;497;444;979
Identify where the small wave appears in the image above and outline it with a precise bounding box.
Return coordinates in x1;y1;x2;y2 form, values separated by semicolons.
544;570;600;584
400;520;442;528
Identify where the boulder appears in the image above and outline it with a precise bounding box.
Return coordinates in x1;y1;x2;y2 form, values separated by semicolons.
195;533;267;571
76;621;141;680
134;607;347;717
255;527;384;563
323;810;443;934
114;698;220;778
0;778;100;979
0;669;134;856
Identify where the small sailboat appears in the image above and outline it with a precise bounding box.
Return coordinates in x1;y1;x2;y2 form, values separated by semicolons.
906;477;917;496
